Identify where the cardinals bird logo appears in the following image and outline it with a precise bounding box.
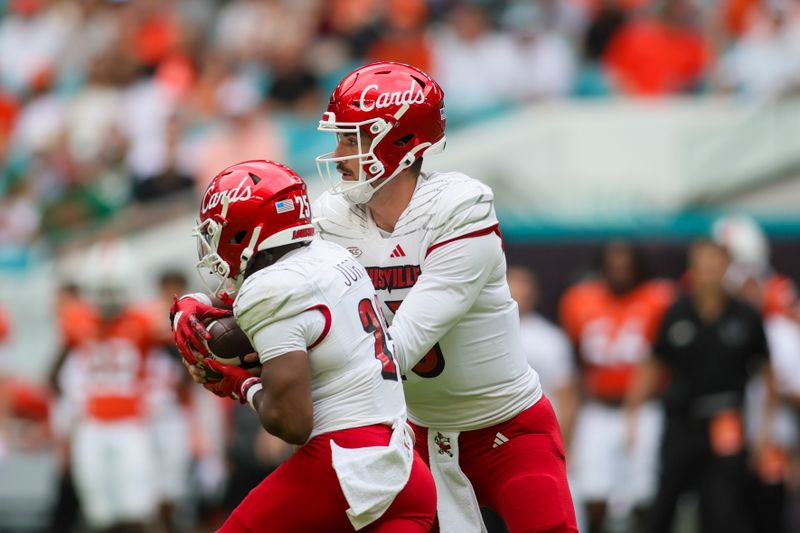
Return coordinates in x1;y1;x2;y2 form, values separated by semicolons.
434;432;453;458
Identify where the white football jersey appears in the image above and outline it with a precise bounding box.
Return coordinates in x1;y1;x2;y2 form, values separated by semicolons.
233;239;406;439
315;171;542;431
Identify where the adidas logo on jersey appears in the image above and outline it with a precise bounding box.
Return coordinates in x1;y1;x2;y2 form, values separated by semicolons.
493;432;509;448
389;244;406;258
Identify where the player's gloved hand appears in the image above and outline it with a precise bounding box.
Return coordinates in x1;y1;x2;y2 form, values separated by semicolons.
170;293;232;365
202;358;261;404
182;353;260;384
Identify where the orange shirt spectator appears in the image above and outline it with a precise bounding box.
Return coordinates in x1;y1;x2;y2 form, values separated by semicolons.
367;31;432;73
603;12;713;95
367;0;431;72
129;8;182;68
722;0;762;36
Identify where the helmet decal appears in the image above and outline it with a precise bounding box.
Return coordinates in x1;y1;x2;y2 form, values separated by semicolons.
193;160;315;296
359;80;426;112
316;62;447;205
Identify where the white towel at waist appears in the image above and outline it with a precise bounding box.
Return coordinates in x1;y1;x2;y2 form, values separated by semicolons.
330;420;415;530
427;429;487;533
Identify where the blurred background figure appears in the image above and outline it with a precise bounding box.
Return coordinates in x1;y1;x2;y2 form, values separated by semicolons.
143;270;194;533
508;265;579;441
506;264;581;533
602;0;713;95
52;239;159;533
47;280;91;533
628;239;776;533
559;241;674;533
714;214;800;533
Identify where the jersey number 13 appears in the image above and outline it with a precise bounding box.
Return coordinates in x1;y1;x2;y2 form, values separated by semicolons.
358;298;399;381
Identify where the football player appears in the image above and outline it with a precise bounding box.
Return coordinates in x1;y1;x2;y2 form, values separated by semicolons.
713;215;799;533
312;63;576;533
180;160;436;532
175;62;577;533
54;240;160;533
559;241;674;533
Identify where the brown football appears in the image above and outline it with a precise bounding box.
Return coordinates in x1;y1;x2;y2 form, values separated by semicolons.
202;316;260;372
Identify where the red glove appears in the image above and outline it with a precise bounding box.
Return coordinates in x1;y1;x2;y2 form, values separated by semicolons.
202;358;261;404
170;293;232;364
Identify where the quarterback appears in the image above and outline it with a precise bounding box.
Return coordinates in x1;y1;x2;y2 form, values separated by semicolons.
312;62;576;533
181;160;435;532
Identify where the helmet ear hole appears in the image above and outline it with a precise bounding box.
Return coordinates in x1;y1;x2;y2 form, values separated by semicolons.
229;230;247;245
394;133;415;147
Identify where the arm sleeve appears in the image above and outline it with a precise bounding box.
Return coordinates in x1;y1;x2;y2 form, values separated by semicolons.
250;309;326;364
388;232;502;374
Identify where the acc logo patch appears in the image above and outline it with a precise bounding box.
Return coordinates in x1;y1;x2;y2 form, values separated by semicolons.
347;246;363;258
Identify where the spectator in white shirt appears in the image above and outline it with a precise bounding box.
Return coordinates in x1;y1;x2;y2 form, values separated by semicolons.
508;265;579;447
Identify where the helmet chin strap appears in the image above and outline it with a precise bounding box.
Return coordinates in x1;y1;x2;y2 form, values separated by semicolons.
345;141;435;205
344;182;378;205
345;103;428;205
238;225;262;278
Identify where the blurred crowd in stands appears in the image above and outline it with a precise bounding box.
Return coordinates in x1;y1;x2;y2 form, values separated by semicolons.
3;0;800;251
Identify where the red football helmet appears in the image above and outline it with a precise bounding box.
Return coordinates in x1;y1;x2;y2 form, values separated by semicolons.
316;61;447;204
194;160;315;295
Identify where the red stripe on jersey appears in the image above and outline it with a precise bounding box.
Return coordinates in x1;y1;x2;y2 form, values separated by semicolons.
425;223;502;258
305;304;332;350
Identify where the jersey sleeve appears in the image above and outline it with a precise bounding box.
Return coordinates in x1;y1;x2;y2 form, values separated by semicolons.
427;176;499;249
233;267;319;341
388;232;504;373
311;192;334;226
251;309;327;363
313;191;368;241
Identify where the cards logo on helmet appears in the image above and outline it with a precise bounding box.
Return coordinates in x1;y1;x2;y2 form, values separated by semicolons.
202;176;253;214
360;80;425;112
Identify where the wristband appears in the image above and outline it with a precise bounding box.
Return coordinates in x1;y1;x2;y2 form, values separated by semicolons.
243;379;263;411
